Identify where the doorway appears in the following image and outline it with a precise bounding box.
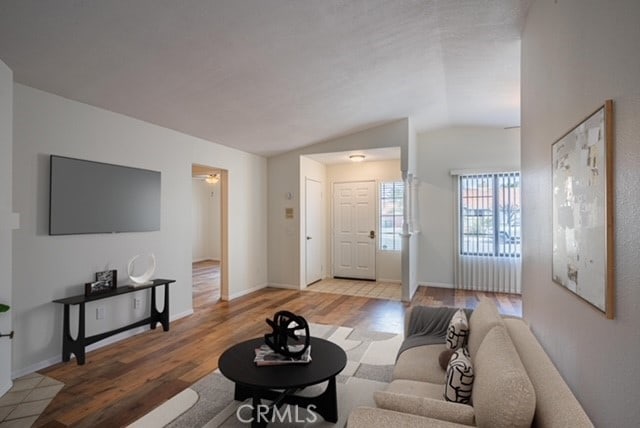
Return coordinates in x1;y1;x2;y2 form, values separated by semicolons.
191;164;229;305
332;180;376;280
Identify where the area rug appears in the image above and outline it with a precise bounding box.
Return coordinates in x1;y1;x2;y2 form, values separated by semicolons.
128;323;403;427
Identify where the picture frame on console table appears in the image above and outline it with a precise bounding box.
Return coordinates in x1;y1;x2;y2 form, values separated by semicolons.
85;269;118;296
551;100;615;319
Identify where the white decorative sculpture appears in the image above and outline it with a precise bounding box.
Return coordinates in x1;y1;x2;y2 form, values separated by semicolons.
127;253;156;286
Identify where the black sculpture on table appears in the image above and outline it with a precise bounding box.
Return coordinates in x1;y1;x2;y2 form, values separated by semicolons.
264;311;310;358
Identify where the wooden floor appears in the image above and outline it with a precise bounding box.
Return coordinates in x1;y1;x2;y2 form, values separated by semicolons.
35;269;521;427
192;260;220;310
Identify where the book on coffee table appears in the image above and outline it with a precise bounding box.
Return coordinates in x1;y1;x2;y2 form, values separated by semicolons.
254;344;312;366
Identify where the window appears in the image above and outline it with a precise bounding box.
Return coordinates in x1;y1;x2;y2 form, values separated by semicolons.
379;181;404;251
459;172;521;257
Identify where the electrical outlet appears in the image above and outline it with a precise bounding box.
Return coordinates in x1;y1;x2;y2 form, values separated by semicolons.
134;298;142;309
96;307;105;320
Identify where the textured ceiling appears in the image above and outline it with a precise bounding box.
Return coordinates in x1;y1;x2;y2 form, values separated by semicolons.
0;0;531;157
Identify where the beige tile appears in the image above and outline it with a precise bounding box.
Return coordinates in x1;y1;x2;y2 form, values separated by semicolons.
5;399;51;420
0;415;39;428
36;377;63;388
8;378;42;393
14;373;41;381
0;405;16;421
0;391;29;408
24;384;64;403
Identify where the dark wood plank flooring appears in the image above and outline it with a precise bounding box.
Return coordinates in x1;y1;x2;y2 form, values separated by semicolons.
35;268;520;427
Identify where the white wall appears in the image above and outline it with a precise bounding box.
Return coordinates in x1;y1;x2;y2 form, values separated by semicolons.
191;179;221;262
12;84;267;375
268;119;410;288
0;59;13;395
521;1;640;426
416;127;520;288
326;160;402;282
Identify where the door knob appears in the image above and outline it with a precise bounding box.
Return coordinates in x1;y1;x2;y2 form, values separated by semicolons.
369;230;375;239
306;236;312;240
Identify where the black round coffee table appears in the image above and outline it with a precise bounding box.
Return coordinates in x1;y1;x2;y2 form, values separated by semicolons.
219;337;347;427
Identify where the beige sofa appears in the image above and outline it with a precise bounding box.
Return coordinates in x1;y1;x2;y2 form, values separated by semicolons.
348;298;593;428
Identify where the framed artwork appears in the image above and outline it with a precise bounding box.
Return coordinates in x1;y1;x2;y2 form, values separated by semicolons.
85;269;118;296
551;100;614;319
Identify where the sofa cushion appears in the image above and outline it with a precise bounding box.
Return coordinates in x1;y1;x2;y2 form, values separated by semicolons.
472;326;535;428
393;343;447;384
446;309;469;350
468;297;505;360
444;348;474;404
503;318;593;427
387;379;444;400
348;407;471;428
374;390;476;426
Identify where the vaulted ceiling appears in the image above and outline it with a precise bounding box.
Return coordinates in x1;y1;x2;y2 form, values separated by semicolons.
0;0;531;157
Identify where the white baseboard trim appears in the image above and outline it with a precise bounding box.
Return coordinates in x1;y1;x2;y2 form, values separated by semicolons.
192;258;220;263
377;278;401;284
0;381;12;397
11;308;195;379
222;283;268;301
12;355;59;380
418;282;455;289
267;283;300;290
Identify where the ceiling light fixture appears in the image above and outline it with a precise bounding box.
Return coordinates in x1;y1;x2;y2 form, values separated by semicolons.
349;154;366;162
205;173;220;184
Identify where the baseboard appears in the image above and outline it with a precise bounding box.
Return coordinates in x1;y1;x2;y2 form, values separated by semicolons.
0;380;12;397
377;278;401;284
267;283;300;290
418;282;455;289
11;309;194;379
222;283;267;301
12;355;63;380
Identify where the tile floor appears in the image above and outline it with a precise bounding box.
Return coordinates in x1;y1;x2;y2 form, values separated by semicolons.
0;373;63;427
305;277;402;301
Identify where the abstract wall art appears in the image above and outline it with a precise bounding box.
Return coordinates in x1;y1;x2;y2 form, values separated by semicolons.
551;100;615;319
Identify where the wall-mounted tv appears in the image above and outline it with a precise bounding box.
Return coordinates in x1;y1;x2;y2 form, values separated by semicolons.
49;155;161;235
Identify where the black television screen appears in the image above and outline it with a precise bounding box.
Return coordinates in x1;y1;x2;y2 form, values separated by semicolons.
49;155;161;235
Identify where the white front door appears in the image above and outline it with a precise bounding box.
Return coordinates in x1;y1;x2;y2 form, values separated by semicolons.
305;178;323;285
333;181;376;280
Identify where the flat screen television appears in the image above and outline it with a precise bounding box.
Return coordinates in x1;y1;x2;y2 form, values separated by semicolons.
49;155;161;235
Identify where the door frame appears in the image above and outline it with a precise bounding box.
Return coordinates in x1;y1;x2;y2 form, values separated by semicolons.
304;177;323;286
191;164;229;301
330;180;377;280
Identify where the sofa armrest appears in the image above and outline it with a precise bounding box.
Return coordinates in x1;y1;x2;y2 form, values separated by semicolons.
404;306;413;337
348;407;470;428
374;391;475;426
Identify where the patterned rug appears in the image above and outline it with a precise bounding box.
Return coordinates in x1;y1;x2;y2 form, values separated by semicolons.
128;323;403;427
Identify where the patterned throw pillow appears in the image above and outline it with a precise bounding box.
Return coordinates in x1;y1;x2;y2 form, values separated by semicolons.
444;347;474;404
446;309;469;350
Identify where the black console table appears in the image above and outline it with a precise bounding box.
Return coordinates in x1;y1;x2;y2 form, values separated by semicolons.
52;279;175;365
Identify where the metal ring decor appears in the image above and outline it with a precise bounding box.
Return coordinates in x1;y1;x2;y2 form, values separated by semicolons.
127;253;156;285
264;311;310;358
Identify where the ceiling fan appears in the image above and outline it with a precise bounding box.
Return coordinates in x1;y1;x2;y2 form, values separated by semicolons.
193;173;220;184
